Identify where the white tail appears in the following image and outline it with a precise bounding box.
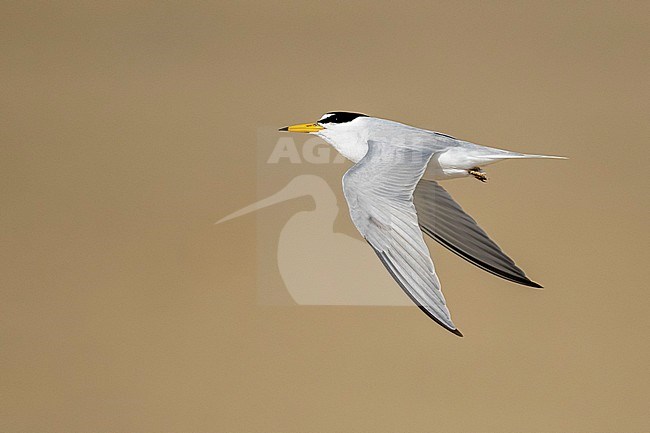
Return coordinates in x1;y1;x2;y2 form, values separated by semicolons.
498;153;567;159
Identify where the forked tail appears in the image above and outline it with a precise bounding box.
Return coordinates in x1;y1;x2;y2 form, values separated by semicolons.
499;152;567;159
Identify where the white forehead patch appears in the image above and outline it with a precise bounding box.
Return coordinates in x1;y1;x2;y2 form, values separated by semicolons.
318;113;335;122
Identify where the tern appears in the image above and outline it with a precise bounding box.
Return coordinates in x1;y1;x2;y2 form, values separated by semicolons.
280;112;565;336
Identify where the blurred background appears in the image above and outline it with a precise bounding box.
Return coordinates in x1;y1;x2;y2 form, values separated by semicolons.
1;1;648;432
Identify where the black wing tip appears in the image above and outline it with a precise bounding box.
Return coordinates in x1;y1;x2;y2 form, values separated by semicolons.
521;279;543;289
450;328;464;337
414;183;546;291
507;272;543;288
422;228;545;290
370;245;464;338
278;126;289;131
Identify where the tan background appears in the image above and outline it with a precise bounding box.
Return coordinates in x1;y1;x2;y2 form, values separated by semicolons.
2;1;649;432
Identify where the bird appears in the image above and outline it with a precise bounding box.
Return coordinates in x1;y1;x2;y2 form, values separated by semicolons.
279;112;565;336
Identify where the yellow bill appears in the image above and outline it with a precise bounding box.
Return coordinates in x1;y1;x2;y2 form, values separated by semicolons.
278;123;324;133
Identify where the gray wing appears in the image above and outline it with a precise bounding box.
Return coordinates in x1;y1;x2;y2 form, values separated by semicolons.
343;141;462;336
414;180;542;288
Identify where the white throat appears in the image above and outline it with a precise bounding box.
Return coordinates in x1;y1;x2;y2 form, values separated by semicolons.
315;120;369;163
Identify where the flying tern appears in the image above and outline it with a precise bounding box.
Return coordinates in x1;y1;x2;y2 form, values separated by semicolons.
279;112;565;336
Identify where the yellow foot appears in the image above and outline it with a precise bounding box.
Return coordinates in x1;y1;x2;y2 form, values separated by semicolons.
468;167;488;182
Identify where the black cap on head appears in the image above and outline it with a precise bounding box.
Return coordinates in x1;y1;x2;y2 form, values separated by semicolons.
318;112;368;124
